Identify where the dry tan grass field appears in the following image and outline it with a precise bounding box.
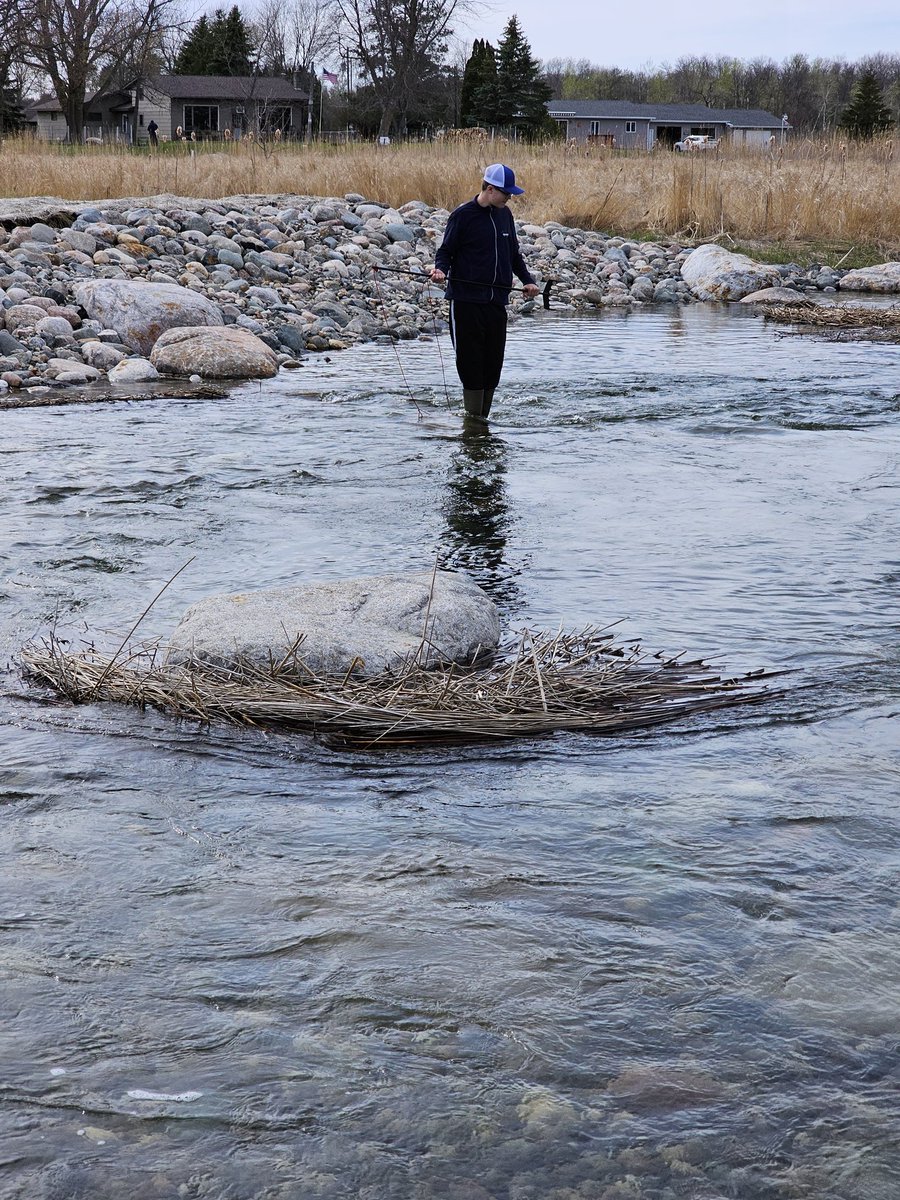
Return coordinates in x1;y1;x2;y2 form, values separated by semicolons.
1;134;898;265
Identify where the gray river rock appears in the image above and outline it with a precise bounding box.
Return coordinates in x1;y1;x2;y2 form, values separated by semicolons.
839;262;900;292
5;303;49;333
165;569;500;677
739;285;811;304
680;244;782;300
0;191;874;395
72;278;224;354
107;356;161;383
150;324;278;378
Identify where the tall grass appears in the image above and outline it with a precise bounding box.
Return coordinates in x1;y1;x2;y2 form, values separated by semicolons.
1;134;898;259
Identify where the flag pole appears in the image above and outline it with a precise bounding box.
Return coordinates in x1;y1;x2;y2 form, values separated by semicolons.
306;62;314;142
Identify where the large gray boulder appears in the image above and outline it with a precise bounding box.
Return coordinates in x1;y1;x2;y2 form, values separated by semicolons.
681;244;781;301
838;262;900;293
73;279;224;355
165;570;500;679
150;326;279;378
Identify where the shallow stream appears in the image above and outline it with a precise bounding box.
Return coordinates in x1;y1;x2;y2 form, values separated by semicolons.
1;305;898;1199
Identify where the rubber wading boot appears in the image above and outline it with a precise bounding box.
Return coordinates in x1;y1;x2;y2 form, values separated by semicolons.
482;388;495;419
463;388;485;418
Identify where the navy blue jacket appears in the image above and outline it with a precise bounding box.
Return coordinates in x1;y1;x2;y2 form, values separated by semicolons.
435;197;535;305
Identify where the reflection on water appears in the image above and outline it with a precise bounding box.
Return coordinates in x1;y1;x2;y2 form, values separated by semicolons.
439;423;521;609
1;306;899;1199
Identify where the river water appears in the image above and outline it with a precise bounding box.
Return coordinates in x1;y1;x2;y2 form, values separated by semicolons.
1;305;898;1200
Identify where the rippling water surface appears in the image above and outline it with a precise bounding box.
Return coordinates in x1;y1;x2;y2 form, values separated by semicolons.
2;306;898;1200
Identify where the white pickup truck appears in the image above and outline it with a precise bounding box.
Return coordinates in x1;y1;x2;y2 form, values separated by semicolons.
674;134;719;152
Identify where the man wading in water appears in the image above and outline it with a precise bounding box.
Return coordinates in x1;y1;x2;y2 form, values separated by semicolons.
430;164;539;423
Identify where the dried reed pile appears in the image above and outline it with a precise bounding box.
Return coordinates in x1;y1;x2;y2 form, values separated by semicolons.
763;302;900;328
21;627;784;749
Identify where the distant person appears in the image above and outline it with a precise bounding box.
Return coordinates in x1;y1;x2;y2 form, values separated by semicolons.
147;119;159;148
430;164;539;422
174;125;184;141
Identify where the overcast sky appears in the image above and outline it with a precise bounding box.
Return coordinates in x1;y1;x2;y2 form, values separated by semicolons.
462;0;898;69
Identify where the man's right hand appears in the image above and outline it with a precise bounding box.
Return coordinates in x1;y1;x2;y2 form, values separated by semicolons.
430;269;446;283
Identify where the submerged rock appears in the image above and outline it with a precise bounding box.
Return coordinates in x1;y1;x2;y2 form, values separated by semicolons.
739;286;812;304
165;570;500;678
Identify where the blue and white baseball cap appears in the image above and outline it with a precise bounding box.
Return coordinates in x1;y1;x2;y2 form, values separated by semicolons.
483;163;525;195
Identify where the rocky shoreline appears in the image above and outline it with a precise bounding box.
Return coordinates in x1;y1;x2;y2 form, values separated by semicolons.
0;191;893;399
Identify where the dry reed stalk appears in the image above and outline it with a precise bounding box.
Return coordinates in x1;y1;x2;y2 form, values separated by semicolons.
20;626;786;749
763;303;900;327
1;134;899;250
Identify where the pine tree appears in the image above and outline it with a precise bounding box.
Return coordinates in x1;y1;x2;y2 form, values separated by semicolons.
493;16;552;136
840;70;892;137
173;7;255;76
209;7;254;76
0;85;26;133
174;15;212;74
460;39;498;127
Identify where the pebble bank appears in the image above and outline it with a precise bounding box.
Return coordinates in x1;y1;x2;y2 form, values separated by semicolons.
0;191;853;396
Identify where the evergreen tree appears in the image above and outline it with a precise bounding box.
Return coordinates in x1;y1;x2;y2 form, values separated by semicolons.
173;14;213;74
0;84;26;133
173;7;255;76
210;6;254;75
460;38;498;127
493;16;552;135
840;69;893;136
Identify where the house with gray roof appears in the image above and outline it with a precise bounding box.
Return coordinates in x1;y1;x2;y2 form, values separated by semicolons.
33;75;310;143
547;100;788;150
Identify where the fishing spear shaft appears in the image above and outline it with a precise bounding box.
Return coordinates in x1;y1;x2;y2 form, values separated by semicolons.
373;264;554;309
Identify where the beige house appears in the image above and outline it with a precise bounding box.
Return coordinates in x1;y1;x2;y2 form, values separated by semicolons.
32;74;311;143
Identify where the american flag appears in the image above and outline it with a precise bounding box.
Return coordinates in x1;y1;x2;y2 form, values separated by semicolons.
322;69;339;85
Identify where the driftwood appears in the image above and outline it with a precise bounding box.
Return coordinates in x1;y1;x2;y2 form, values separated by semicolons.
0;381;228;411
21;626;786;750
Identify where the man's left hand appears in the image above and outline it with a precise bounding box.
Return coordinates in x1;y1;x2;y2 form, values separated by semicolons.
522;283;540;299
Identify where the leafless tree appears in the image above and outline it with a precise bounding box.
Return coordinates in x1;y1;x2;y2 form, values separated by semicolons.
27;0;181;141
256;0;341;138
1;0;27;78
255;0;341;77
335;0;468;137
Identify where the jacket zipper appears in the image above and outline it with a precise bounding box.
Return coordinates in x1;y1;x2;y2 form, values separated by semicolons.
490;209;498;302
